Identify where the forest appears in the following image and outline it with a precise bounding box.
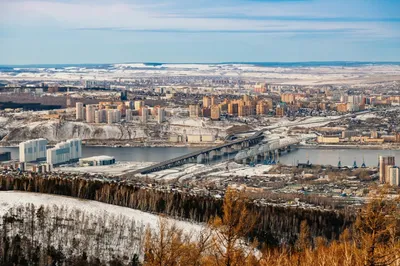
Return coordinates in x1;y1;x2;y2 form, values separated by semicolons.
1;203;143;265
1;187;399;265
0;173;353;245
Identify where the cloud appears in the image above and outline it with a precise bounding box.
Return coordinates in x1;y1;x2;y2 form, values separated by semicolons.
1;0;399;39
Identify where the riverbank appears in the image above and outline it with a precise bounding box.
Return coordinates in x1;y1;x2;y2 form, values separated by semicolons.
297;144;400;150
0;141;216;149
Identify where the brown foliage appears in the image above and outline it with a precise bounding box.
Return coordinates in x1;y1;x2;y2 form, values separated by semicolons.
144;188;400;266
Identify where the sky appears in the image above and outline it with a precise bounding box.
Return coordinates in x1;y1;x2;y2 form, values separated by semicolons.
0;0;399;64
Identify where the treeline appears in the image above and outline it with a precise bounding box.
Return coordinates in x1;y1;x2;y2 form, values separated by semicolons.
0;204;142;265
143;188;400;266
0;174;353;245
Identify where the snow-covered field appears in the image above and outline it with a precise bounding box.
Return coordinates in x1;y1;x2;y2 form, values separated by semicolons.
2;63;400;85
0;191;203;263
53;161;156;176
141;161;274;182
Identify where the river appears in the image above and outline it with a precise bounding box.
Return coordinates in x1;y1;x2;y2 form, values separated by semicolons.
1;146;399;167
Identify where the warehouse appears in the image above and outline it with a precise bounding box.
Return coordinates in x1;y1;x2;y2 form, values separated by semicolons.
79;156;116;166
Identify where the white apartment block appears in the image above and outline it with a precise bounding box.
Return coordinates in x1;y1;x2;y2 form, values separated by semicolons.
19;138;48;163
46;139;82;166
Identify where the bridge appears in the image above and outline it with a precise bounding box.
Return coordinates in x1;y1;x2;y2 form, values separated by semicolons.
234;137;300;165
133;131;265;175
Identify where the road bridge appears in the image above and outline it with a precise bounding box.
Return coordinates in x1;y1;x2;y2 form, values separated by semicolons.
133;131;265;175
234;137;300;165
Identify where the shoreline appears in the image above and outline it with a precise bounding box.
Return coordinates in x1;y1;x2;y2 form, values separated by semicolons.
2;141;399;150
297;144;400;150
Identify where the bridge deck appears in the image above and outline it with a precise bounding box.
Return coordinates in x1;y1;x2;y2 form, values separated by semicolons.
133;131;264;174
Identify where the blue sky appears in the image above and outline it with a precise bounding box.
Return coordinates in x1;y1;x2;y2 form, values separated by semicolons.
0;0;399;64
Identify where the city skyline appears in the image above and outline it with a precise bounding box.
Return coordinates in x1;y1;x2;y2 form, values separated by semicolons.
1;0;400;64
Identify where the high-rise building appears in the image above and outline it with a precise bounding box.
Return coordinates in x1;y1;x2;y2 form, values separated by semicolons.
210;105;220;120
95;110;100;124
134;100;144;111
228;103;238;116
203;96;211;108
100;109;107;123
125;101;134;110
76;102;84;120
19;138;48;163
348;95;362;105
189;104;200;118
95;110;106;124
256;101;268;115
211;96;217;106
202;107;211;118
107;110;114;124
126;109;132;122
152;105;161;117
281;93;296;104
141;107;148;123
157;108;165;124
113;109;121;123
117;103;126;116
120;90;128;101
238;104;246;117
47;139;82;167
66;93;71;107
379;156;395;183
86;105;95;123
388;166;400;186
254;83;267;93
276;105;284;117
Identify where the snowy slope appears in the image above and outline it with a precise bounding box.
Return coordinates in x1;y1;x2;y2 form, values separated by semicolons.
0;191;202;234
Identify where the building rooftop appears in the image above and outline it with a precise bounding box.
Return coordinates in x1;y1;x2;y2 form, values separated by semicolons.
80;155;115;161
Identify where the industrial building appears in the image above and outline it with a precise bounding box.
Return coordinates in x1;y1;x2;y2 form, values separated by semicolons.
79;155;116;166
19;138;48;163
46;139;82;166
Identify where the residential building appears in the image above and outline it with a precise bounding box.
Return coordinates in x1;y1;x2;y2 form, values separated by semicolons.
134;100;144;110
141;107;148;123
157;108;165;124
189;104;201;118
126;109;133;122
210;105;220;120
379;156;395;183
19;138;48;163
86;104;95;123
388;166;400;186
76;102;84;120
46;139;82;166
203;96;211;108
